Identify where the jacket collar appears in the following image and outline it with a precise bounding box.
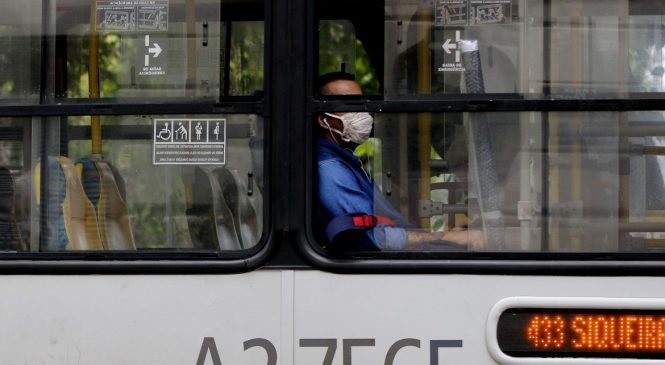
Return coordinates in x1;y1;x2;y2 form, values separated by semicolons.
318;137;360;165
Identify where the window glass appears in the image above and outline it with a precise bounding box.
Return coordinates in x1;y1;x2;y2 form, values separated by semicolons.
319;20;357;77
0;2;41;102
1;114;263;252
384;0;665;97
0;0;267;253
315;111;665;253
56;0;263;99
317;5;383;95
228;21;265;96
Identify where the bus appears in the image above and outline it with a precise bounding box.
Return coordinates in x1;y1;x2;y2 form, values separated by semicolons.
1;0;665;364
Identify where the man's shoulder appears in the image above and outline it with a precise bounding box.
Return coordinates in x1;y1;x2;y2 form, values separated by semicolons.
318;158;340;167
317;142;348;168
318;157;352;178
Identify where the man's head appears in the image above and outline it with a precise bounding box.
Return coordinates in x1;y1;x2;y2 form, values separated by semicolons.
318;72;362;96
317;73;373;148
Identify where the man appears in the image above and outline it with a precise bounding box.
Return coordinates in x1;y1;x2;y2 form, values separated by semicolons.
315;72;482;252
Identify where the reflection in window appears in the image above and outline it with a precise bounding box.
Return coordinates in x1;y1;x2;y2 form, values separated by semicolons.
357;111;665;253
384;0;665;97
319;21;357;79
0;114;263;252
318;18;381;94
54;0;264;99
229;21;265;96
0;119;29;251
0;3;41;102
629;15;665;93
314;107;665;253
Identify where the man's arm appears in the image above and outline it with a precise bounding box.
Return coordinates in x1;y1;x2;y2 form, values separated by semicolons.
404;229;484;251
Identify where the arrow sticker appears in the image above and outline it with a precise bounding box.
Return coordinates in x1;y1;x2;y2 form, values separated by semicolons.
442;38;457;54
441;30;462;62
139;35;166;76
149;43;162;58
144;35;163;66
437;30;466;73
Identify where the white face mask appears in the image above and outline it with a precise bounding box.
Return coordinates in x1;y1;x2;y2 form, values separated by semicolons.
322;112;374;145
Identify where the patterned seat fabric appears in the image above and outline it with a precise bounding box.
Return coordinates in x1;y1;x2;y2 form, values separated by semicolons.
45;157;69;251
0;166;19;250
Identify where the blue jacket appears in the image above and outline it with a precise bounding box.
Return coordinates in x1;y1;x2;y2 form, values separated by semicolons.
316;138;411;250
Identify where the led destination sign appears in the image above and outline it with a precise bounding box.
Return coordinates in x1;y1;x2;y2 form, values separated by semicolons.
497;309;665;359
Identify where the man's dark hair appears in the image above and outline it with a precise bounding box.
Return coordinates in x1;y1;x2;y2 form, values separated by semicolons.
317;72;356;95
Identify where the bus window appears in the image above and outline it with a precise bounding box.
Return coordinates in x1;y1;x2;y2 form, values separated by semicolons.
319;20;357;78
372;111;665;252
0;0;266;253
385;0;519;96
312;0;665;254
228;21;265;96
316;1;383;95
58;0;263;99
316;109;665;253
384;0;665;98
0;2;41;103
0;113;264;252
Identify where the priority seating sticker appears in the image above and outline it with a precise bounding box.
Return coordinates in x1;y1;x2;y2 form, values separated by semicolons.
153;119;226;165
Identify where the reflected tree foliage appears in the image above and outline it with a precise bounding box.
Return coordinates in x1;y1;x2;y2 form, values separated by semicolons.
67;32;123;99
319;20;380;94
230;22;264;96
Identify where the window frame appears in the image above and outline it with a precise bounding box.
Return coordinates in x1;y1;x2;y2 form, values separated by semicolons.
0;0;278;273
298;0;665;273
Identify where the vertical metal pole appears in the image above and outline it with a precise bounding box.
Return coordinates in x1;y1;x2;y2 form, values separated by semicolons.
38;0;55;252
547;0;560;251
417;2;432;229
541;0;551;252
617;0;630;247
223;22;232;97
570;5;583;251
518;0;532;250
186;0;197;96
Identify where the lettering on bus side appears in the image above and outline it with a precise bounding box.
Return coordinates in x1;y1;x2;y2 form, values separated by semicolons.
196;337;463;364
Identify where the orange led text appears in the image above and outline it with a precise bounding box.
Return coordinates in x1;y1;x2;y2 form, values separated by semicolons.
526;314;665;352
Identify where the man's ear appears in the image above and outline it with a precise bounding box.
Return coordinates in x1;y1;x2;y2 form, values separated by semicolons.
317;115;327;129
321;114;344;131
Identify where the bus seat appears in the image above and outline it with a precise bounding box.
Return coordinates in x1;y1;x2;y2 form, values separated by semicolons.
184;168;215;250
77;159;101;206
96;160;136;250
215;167;261;249
11;172;30;251
35;157;103;251
0;166;21;250
186;167;241;250
77;158;136;250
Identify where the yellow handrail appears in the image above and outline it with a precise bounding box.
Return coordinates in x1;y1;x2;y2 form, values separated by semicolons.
89;0;102;155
